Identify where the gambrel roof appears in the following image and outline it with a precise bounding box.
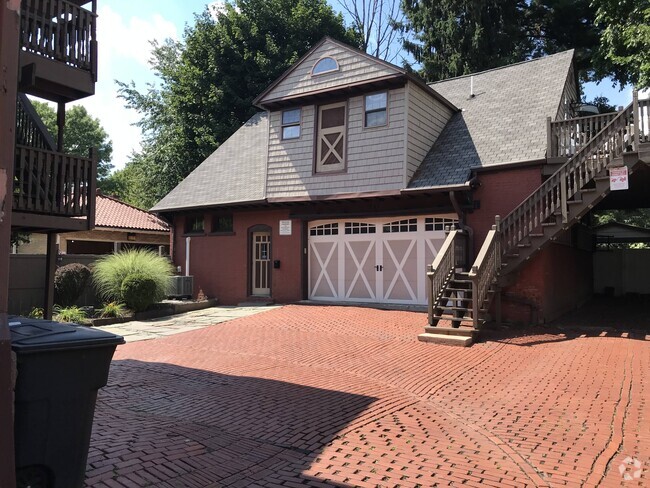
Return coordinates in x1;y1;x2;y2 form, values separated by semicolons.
408;50;575;189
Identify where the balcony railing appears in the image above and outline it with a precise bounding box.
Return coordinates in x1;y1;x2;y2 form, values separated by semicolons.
16;94;56;150
14;145;96;217
20;0;97;79
547;111;619;158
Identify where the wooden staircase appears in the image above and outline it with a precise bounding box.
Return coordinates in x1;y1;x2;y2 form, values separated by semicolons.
422;91;650;345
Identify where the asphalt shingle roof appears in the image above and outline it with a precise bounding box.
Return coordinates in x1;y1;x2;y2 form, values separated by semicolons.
408;50;574;189
151;112;268;212
96;194;169;232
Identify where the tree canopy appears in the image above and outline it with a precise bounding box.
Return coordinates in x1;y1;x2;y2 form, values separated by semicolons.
114;0;355;209
31;101;114;183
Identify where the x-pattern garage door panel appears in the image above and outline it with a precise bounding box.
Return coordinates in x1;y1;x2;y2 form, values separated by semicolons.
309;215;457;305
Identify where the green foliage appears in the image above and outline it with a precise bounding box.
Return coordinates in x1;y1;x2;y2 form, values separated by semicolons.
401;0;531;81
593;209;650;228
10;231;30;248
97;301;127;319
27;307;44;319
92;249;173;306
592;0;650;88
120;273;158;312
31;101;114;183
54;263;91;307
53;305;88;325
116;0;354;209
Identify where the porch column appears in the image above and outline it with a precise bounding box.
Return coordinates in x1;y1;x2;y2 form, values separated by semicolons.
56;102;65;152
0;1;21;486
44;233;58;320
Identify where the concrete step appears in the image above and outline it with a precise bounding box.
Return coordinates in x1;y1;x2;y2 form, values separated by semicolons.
418;333;473;347
424;326;477;337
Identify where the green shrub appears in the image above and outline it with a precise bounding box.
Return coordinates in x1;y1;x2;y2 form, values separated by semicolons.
92;249;173;307
97;301;127;319
120;273;157;312
27;307;44;319
53;305;88;325
54;263;91;307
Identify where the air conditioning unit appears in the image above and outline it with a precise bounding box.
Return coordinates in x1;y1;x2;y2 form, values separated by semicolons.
169;276;193;298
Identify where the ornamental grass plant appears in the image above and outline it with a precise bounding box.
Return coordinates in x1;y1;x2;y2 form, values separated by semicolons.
92;249;173;312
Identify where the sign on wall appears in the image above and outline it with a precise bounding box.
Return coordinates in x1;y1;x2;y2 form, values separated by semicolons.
610;166;629;191
279;220;292;236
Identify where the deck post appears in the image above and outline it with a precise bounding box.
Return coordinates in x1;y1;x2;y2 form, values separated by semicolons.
546;116;554;158
426;264;433;325
632;90;639;151
44;232;58;320
560;172;568;224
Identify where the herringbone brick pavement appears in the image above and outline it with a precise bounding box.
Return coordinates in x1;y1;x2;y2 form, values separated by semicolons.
85;305;649;487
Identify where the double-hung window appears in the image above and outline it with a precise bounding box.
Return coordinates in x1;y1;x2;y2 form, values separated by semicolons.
281;108;301;140
364;92;388;128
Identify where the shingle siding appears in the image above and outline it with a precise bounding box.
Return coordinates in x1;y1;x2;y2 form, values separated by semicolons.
406;82;455;184
266;88;406;198
259;39;400;103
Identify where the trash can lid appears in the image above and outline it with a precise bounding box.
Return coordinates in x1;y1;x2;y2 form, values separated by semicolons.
9;317;125;353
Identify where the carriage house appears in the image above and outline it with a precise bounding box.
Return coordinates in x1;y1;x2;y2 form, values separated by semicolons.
152;37;650;331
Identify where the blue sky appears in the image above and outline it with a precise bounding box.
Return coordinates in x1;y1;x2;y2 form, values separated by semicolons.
79;1;634;171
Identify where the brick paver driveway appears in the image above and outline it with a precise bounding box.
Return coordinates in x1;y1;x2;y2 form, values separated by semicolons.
86;305;649;487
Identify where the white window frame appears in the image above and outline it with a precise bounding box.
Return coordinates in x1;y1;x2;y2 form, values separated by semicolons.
281;108;301;140
364;91;388;128
311;56;339;76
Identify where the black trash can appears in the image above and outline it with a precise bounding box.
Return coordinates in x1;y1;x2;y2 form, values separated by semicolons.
9;317;124;488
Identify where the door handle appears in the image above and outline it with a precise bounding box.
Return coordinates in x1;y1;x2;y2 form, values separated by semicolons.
375;265;383;271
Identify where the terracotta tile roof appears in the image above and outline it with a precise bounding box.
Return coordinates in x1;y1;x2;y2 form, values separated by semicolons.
95;193;169;232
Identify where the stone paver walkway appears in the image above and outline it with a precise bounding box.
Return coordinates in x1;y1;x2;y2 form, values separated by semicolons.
95;305;279;342
87;305;649;487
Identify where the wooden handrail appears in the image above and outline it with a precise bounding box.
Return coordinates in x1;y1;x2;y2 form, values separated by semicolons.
16;94;56;150
20;0;97;74
501;98;637;257
468;219;500;329
426;229;466;325
14;144;96;218
549;111;618;158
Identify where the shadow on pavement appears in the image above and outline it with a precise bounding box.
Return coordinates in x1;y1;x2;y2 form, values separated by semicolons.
86;359;376;487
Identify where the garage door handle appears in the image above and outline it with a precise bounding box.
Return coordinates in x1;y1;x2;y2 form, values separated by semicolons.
375;265;383;271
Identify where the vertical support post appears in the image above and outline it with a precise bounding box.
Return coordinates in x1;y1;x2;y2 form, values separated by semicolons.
426;264;433;325
560;172;568;224
44;232;58;320
471;266;478;329
56;102;65;152
546;116;554;158
0;2;20;485
87;147;97;230
632;89;639;151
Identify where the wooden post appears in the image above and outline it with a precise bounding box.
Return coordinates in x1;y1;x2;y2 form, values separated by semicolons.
471;265;479;329
0;1;20;486
546;116;554;158
426;264;433;325
88;147;97;230
560;172;568;224
56;102;65;152
632;89;639;151
44;233;58;320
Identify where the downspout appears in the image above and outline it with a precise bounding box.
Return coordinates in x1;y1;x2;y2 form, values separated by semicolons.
450;190;474;268
185;237;191;277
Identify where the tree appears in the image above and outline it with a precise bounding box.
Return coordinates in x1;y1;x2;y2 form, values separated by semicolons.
118;0;354;209
31;101;114;183
401;0;531;82
337;0;405;62
591;0;650;88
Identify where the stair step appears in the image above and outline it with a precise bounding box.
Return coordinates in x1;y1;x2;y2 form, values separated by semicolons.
444;287;472;292
433;306;471;312
579;188;597;193
541;222;557;227
567;199;583;205
437;297;473;303
451;279;473;284
417;333;473;347
424;326;477;337
530;233;544;238
517;242;532;248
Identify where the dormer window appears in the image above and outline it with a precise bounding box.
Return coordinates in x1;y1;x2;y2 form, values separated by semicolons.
312;56;339;76
282;108;301;140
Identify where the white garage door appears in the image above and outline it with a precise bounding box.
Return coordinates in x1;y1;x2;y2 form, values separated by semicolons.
308;215;457;305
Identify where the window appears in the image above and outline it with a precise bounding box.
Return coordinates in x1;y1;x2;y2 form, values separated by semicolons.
364;92;387;128
383;218;417;233
212;214;233;233
185;215;204;234
312;56;338;76
310;223;339;236
344;222;376;235
425;217;459;232
316;102;346;173
281;108;301;140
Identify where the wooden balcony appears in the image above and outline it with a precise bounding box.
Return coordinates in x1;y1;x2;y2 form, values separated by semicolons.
19;0;97;102
12;145;96;231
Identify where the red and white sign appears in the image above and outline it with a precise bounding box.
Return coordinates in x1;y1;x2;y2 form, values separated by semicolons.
610;166;629;191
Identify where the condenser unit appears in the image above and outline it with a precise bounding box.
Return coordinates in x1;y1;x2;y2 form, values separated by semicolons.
169;276;193;298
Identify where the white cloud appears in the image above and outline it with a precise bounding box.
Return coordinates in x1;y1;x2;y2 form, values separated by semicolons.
73;5;179;171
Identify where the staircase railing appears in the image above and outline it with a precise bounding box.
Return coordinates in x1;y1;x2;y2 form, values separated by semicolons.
20;0;98;79
468;220;500;329
548;111;618;158
638;96;650;144
426;229;466;325
500;100;637;257
16;94;56;150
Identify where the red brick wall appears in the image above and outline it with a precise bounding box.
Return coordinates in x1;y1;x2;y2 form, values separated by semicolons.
467;166;543;251
173;209;303;305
